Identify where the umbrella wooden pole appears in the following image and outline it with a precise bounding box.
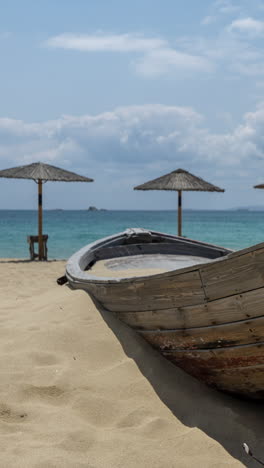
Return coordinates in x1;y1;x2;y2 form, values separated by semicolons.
38;179;43;260
178;190;182;236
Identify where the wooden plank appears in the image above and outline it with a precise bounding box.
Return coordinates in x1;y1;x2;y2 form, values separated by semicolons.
201;365;264;398
78;234;127;270
27;235;48;242
87;270;204;312
163;344;264;398
224;240;264;259
94;242;223;261
147;230;231;255
139;315;264;350
200;247;264;301
94;244;164;260
162;343;264;398
163;342;264;371
114;287;264;330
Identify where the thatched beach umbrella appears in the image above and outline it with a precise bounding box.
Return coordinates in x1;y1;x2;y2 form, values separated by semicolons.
134;168;224;236
0;162;93;260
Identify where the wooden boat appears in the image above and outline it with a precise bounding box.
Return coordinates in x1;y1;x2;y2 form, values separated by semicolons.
65;228;264;399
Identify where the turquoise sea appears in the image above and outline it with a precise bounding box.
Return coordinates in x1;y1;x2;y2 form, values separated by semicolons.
1;209;264;259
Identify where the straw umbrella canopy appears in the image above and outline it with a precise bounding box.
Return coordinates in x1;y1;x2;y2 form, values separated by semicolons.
0;162;93;260
134;168;225;236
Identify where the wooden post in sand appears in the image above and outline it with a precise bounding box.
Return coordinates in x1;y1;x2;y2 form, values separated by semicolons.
38;179;44;260
178;190;182;237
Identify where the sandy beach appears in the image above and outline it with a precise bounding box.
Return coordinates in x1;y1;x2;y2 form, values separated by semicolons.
0;259;263;467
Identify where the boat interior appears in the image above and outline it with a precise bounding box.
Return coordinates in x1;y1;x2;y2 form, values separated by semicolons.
84;229;232;278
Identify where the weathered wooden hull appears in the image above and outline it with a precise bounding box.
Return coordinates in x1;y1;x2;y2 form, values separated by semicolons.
66;229;264;399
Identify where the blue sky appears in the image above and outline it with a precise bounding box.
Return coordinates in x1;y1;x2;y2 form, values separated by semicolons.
2;0;264;209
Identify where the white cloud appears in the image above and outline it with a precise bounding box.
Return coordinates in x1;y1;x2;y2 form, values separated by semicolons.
21;139;81;164
134;48;213;77
46;33;166;52
176;25;264;77
201;0;241;26
1;104;264;180
46;22;264;79
45;32;213;77
229;17;264;36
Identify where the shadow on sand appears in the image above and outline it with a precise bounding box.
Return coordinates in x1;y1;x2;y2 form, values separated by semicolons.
93;296;264;468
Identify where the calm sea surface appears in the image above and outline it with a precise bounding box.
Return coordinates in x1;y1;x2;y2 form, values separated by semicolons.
1;209;264;259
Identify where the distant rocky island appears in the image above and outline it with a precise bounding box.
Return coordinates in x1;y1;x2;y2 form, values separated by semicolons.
230;205;264;211
87;206;107;211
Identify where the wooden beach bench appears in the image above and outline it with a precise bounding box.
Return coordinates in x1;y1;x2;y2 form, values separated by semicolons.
27;235;48;260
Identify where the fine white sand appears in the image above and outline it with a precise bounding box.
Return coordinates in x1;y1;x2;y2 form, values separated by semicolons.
0;259;263;467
